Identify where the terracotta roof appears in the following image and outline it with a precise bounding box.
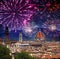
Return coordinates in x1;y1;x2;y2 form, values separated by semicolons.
36;31;45;38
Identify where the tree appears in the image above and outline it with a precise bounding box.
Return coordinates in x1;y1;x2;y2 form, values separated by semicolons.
0;44;12;59
14;52;36;59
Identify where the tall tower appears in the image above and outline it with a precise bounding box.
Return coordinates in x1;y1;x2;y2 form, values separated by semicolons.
5;26;9;44
19;32;23;42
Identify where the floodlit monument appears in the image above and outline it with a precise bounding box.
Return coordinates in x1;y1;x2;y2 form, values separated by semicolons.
36;31;45;41
19;32;23;42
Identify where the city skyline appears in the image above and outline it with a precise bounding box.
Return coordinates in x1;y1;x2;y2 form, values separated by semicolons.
0;0;60;41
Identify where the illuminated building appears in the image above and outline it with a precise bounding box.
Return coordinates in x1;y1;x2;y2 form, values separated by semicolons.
36;31;45;41
0;30;60;59
7;31;60;59
19;32;23;43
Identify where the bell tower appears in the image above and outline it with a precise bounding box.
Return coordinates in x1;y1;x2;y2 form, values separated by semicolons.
19;32;23;42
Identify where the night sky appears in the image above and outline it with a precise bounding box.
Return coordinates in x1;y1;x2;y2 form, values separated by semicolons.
0;0;60;41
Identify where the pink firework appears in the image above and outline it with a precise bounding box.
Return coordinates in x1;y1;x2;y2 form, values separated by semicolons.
0;0;36;31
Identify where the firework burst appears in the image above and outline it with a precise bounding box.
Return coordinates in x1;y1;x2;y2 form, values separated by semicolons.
0;0;37;32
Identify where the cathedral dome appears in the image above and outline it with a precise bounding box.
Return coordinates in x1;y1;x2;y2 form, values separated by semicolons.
36;31;45;41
